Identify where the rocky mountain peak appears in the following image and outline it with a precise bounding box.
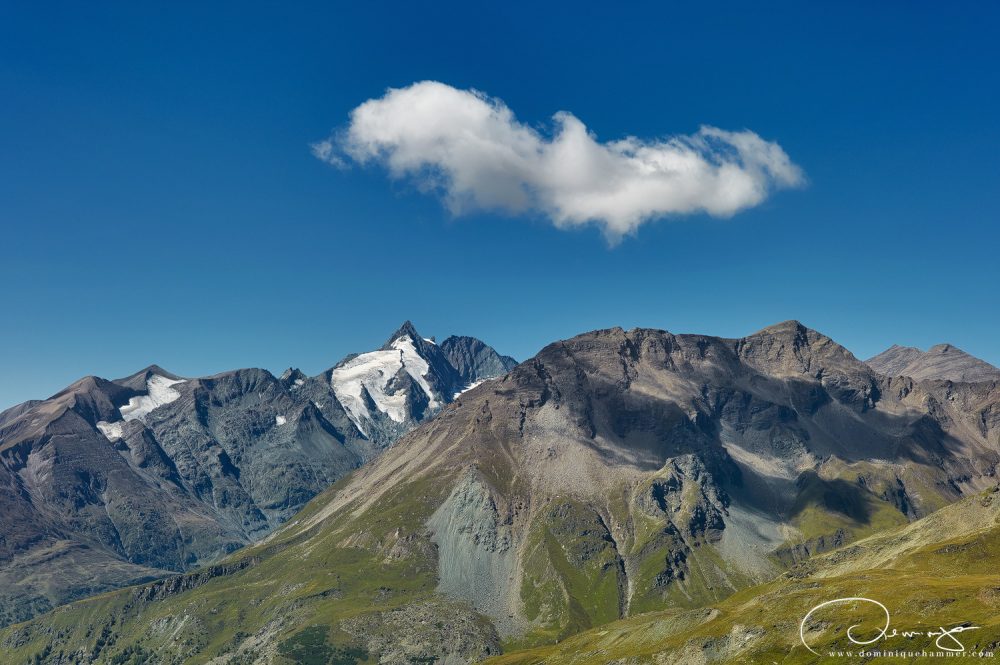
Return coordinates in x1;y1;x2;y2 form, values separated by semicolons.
745;320;839;348
753;318;810;335
335;322;469;437
735;320;863;380
113;365;184;392
279;367;308;388
3;320;998;662
440;335;518;386
866;342;1000;382
0;322;514;627
382;320;421;348
377;321;443;364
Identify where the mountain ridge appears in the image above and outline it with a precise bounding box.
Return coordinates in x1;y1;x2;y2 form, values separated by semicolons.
487;482;1000;663
866;341;1000;383
0;323;516;627
4;320;996;663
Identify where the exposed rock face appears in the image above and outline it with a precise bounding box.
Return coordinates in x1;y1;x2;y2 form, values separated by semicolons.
341;600;502;665
867;342;1000;382
330;321;1000;639
427;471;517;633
3;321;999;664
230;320;995;652
323;321;510;445
440;335;519;388
0;323;513;626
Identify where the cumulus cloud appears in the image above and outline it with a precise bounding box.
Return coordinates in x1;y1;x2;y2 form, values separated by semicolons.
313;81;804;240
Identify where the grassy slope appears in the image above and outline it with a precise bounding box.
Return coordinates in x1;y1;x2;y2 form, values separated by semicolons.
0;455;937;664
0;473;459;665
0;390;973;664
486;486;1000;664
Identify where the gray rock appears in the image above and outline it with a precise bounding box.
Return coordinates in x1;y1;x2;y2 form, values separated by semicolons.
867;342;1000;382
440;335;518;386
0;322;515;625
5;320;1000;661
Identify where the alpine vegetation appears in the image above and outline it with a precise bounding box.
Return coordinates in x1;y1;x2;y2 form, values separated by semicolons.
0;322;514;627
4;322;999;664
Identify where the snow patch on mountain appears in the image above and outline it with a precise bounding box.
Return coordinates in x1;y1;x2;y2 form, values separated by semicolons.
119;374;186;423
452;380;485;399
331;336;440;433
96;420;125;441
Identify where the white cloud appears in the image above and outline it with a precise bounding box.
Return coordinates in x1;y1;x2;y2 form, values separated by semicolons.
313;81;804;241
309;139;345;168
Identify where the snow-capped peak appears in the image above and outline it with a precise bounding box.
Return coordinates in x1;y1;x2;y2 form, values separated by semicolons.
330;335;441;434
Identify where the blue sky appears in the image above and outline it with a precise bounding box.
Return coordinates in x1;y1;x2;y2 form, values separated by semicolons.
2;1;998;409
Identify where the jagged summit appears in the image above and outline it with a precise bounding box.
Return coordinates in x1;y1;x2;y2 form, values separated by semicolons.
377;320;442;361
0;322;514;626
327;322;521;437
440;335;518;386
279;367;308;388
381;320;422;349
9;320;996;662
1;320;998;662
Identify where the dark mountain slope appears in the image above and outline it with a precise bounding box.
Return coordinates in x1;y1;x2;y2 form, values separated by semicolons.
489;483;1000;664
440;335;519;388
0;324;514;626
3;321;996;663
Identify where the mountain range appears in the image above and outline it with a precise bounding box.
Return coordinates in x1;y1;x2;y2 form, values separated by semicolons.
1;321;997;664
866;342;1000;383
0;322;515;627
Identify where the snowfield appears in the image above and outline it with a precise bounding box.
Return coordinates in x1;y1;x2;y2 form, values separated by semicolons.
119;374;186;423
330;337;439;433
93;373;186;441
96;420;125;441
452;380;485;399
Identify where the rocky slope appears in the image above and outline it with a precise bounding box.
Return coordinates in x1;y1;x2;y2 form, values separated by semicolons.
440;336;518;390
867;342;1000;382
3;321;997;664
488;484;1000;663
0;322;513;626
